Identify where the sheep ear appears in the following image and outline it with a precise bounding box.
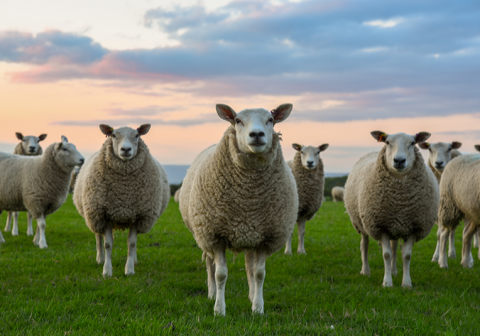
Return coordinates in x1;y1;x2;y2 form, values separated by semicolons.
319;144;329;152
475;145;480;152
100;124;114;136
216;104;236;124
292;143;302;151
38;134;47;141
414;132;431;143
137;124;151;136
371;131;388;142
271;103;292;124
16;132;23;140
418;142;430;150
451;141;462;149
61;135;68;143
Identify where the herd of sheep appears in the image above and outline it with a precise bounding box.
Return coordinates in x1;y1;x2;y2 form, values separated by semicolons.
0;104;479;316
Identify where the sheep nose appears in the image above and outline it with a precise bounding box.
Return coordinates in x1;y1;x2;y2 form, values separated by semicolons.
249;131;265;138
435;161;444;166
121;147;132;153
29;146;36;151
393;157;406;164
79;158;85;164
307;161;314;166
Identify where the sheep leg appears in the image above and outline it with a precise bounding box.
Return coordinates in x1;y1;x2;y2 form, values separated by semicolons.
432;224;441;262
5;211;12;232
401;236;414;288
213;248;228;316
448;228;457;259
390;240;398;276
284;231;293;255
125;225;137;275
380;234;393;287
27;212;33;236
12;212;19;236
96;234;104;264
473;230;478;249
0;227;4;244
438;227;450;269
103;225;113;278
206;255;216;299
297;219;307;254
245;250;255;303
461;222;476;268
33;223;40;246
252;250;267;314
360;233;370;276
35;214;48;249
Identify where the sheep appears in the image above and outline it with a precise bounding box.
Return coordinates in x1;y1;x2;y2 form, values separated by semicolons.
0;136;83;248
174;187;181;203
4;132;47;236
437;151;480;268
332;186;345;202
73;124;170;277
418;141;465;261
284;143;328;255
69;166;81;194
344;131;438;287
179;104;298;315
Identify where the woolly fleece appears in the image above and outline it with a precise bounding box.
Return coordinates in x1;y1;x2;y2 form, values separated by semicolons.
174;188;181;203
288;151;324;221
73;137;169;234
332;186;345;202
345;146;438;242
179;127;298;257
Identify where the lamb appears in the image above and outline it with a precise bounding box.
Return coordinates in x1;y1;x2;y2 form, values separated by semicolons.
418;141;465;261
69;166;81;194
0;136;83;248
174;187;181;203
332;186;345;202
179;104;298;315
284;143;328;255
4;132;47;236
344;131;438;287
73;124;170;277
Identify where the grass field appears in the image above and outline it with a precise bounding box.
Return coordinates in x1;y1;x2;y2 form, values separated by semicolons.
0;196;479;335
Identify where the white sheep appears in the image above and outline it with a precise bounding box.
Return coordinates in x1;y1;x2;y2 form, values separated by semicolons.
418;141;465;261
284;143;328;254
174;187;181;203
179;104;298;315
4;132;47;236
73;124;170;277
331;186;345;202
344;131;438;287
0;136;83;248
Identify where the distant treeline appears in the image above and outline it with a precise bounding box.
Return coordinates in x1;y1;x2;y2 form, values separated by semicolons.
170;175;348;201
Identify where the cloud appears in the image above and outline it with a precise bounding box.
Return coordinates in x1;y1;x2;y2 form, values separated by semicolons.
105;105;184;116
363;18;404;28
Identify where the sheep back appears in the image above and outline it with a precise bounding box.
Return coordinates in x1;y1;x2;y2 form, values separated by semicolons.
73;137;169;234
290;152;324;220
179;127;298;256
438;154;480;229
345;146;438;242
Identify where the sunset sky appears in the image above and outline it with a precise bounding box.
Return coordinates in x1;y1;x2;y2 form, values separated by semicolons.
1;0;479;172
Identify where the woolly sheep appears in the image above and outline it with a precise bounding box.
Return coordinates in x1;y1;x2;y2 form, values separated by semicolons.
174;187;181;203
437;154;480;268
331;186;345;202
4;132;47;236
179;104;298;315
69;166;81;194
0;136;83;248
73;124;170;277
284;143;328;254
418;141;466;261
344;131;438;287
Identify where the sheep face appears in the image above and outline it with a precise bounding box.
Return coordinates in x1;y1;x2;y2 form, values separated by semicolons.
53;136;85;173
371;131;431;175
418;142;462;172
99;124;151;161
216;103;292;155
292;143;329;170
16;133;47;155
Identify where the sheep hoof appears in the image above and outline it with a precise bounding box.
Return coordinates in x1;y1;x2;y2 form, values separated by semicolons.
39;243;48;249
360;269;370;276
284;250;292;255
297;250;307;255
402;281;412;288
431;256;439;262
252;306;264;314
96;257;104;264
382;279;393;287
214;307;226;316
27;232;33;236
12;232;18;236
460;258;474;268
125;270;135;276
448;252;456;259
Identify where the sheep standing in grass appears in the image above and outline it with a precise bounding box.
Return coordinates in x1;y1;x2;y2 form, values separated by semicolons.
4;132;47;236
73;124;170;277
0;136;83;248
174;188;181;203
418;141;465;261
345;131;438;287
332;186;345;202
437;150;480;268
284;143;328;255
180;104;298;315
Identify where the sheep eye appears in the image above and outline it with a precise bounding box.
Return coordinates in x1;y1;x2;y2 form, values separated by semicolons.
411;142;415;147
386;141;390;145
447;148;452;152
111;134;116;138
429;148;432;152
135;134;139;138
267;118;273;124
63;148;68;152
235;118;243;125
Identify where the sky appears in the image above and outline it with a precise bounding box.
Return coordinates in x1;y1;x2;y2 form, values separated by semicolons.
1;0;479;172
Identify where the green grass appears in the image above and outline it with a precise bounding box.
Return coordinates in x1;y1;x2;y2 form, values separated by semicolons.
0;196;479;335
